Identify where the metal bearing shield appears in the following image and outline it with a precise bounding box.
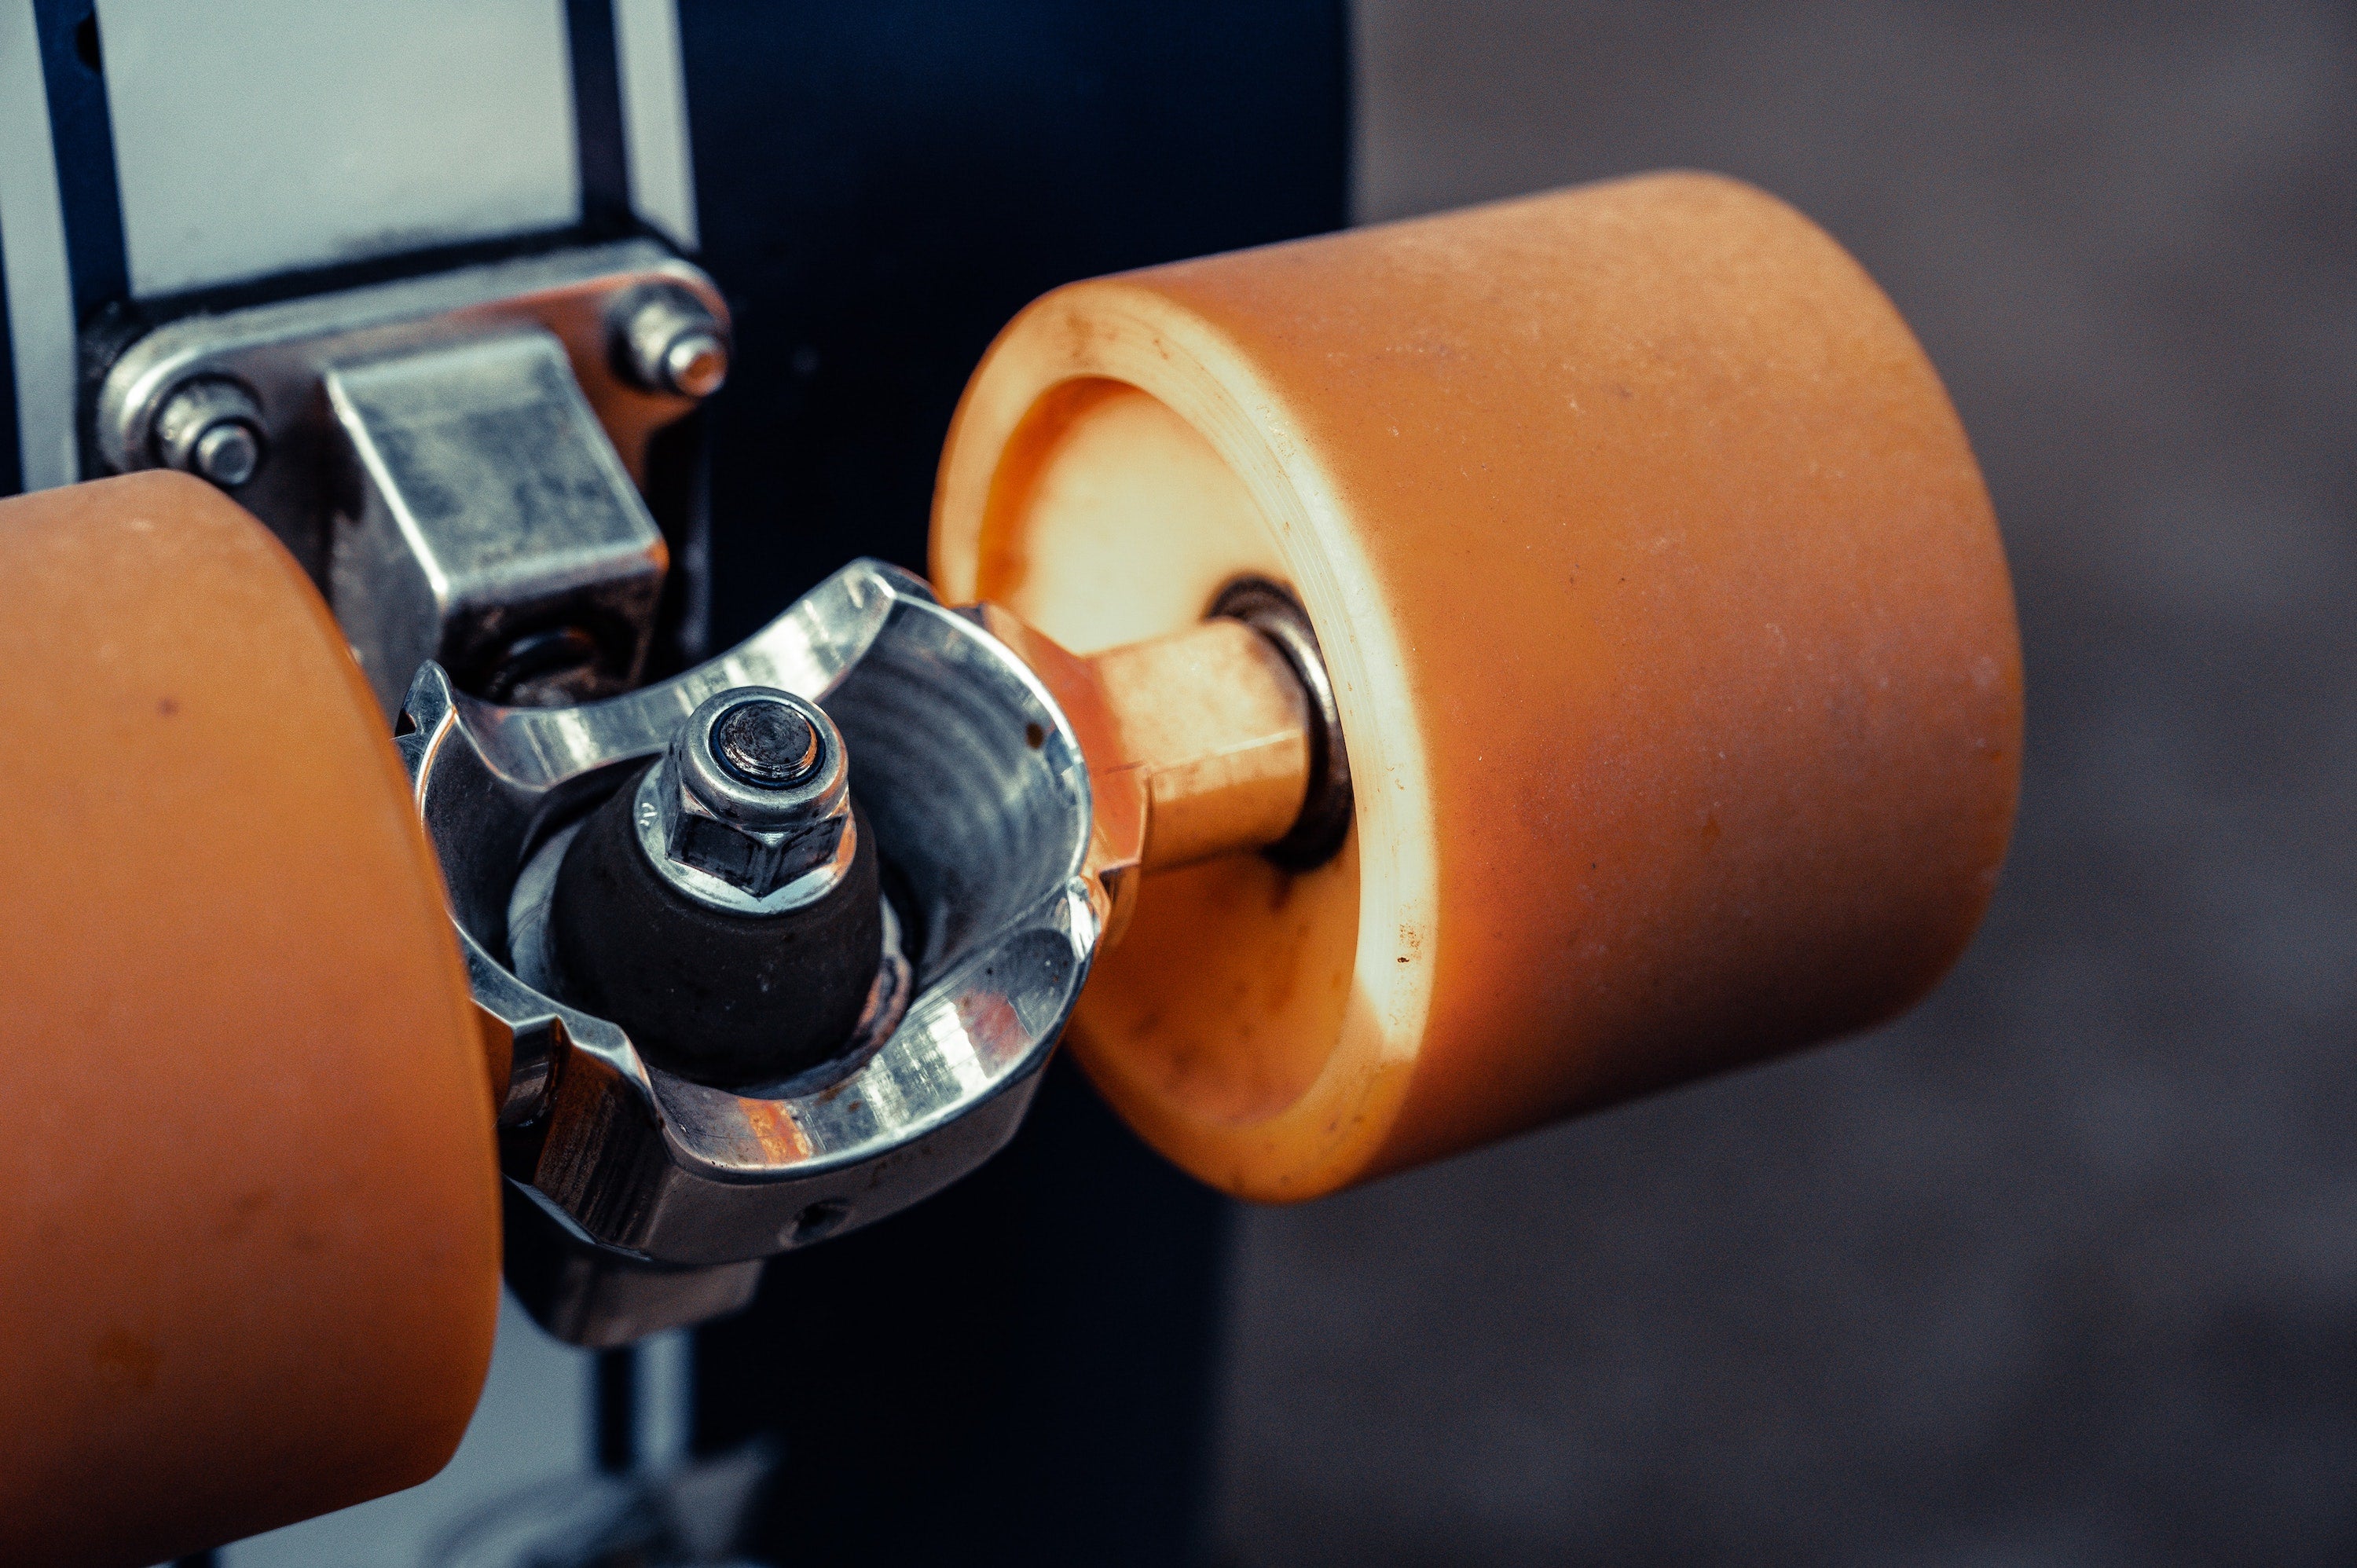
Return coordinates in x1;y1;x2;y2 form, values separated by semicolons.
401;559;1101;1269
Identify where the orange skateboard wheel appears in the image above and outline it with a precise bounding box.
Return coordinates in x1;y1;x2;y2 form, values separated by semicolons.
0;474;500;1566
933;172;2022;1200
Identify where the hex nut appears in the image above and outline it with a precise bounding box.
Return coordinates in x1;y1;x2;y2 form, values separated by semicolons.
665;782;850;898
640;687;856;907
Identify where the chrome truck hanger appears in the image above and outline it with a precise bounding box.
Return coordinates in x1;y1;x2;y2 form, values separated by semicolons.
406;562;1092;1343
405;559;1345;1345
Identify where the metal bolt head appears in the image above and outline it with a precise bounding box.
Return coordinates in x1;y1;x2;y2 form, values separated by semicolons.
640;686;855;907
190;421;259;487
662;329;729;399
713;698;819;787
618;288;731;400
152;378;266;489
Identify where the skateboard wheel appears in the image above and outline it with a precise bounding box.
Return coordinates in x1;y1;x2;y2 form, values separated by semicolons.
0;474;499;1566
933;173;2022;1200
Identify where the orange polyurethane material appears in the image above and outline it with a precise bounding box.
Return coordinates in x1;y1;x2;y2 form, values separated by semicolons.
0;474;500;1567
933;173;2022;1201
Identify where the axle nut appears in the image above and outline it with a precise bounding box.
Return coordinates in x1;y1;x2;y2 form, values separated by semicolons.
645;687;854;907
548;683;885;1089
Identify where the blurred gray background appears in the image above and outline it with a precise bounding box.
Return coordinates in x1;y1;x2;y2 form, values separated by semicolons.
1211;3;2357;1563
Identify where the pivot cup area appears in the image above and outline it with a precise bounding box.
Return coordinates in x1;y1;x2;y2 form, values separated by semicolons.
551;687;882;1086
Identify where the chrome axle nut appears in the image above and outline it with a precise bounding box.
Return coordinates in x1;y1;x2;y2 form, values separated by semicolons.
638;687;854;908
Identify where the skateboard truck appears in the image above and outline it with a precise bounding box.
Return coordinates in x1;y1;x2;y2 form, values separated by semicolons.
406;558;1344;1345
87;226;1354;1348
94;240;724;712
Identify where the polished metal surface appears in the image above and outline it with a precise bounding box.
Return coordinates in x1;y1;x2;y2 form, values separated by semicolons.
326;330;668;714
151;376;264;488
501;1182;766;1350
1211;577;1354;868
191;422;259;489
403;559;1101;1340
94;241;723;706
615;284;730;398
97;239;721;489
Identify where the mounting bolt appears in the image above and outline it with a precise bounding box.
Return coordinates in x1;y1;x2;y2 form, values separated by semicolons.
616;287;730;399
639;687;855;906
152;379;264;489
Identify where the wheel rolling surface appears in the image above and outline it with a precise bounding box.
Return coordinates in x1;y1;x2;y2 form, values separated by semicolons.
0;473;500;1567
933;172;2022;1200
